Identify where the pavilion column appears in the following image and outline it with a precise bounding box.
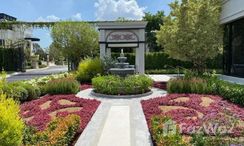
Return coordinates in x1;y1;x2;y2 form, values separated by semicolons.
99;29;106;59
29;40;33;56
136;43;145;74
100;44;106;59
106;48;111;58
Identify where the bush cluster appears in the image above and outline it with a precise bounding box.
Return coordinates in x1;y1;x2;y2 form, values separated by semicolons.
211;79;244;106
76;57;104;83
44;77;80;95
190;134;243;146
0;94;24;146
151;115;187;146
112;52;222;70
167;78;212;94
2;82;41;102
167;77;244;106
92;75;153;95
23;114;80;146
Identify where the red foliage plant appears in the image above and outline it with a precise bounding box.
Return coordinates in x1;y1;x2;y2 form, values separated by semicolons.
80;84;92;91
153;82;167;90
21;94;100;134
141;94;244;137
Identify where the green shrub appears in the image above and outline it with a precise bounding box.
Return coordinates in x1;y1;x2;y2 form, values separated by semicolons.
112;52;222;70
212;79;244;106
23;115;80;146
190;134;243;146
151;116;187;146
11;86;29;101
92;75;153;95
45;77;80;95
6;82;41;101
2;84;28;102
0;94;24;146
167;78;212;94
76;57;104;83
168;76;244;106
22;83;41;101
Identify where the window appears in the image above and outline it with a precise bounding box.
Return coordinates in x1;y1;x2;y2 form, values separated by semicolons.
224;18;244;76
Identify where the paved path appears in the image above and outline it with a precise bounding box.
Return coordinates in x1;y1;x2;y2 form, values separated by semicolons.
148;74;180;82
7;65;68;82
219;75;244;85
75;88;167;146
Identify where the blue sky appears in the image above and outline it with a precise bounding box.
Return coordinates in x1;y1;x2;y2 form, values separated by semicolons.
0;0;172;48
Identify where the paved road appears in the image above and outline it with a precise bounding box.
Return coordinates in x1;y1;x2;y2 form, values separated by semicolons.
7;65;68;82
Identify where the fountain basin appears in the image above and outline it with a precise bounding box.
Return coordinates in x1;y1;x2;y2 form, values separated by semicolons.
109;68;135;77
118;57;127;62
116;63;129;68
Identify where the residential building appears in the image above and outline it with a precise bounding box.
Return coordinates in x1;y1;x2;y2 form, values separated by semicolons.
0;13;33;48
221;0;244;77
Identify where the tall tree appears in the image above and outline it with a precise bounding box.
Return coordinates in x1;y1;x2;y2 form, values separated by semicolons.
143;11;164;52
157;0;223;73
33;43;46;61
48;43;64;62
51;22;99;70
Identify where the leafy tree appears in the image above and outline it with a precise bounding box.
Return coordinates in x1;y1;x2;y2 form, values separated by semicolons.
51;22;99;70
143;11;164;52
48;43;64;62
33;43;46;61
157;0;223;73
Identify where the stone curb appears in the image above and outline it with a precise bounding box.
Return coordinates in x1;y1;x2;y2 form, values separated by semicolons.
91;90;153;99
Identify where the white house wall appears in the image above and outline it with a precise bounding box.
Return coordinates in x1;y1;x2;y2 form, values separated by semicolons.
0;27;32;41
221;0;244;24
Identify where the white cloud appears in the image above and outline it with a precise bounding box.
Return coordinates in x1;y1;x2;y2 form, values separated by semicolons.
35;15;61;22
71;13;82;21
94;0;145;21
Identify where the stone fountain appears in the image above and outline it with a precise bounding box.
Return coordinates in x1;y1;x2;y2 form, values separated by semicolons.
109;49;135;77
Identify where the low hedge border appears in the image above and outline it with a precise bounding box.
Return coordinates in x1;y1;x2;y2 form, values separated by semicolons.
91;90;153;98
167;77;244;107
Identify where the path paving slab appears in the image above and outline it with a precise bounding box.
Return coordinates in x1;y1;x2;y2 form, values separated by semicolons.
75;88;166;146
97;106;130;146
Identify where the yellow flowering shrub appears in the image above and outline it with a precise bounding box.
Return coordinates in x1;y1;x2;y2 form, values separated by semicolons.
0;94;24;146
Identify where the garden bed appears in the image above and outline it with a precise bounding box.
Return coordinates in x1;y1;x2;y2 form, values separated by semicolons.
80;83;92;91
141;94;244;144
153;81;167;90
21;94;100;134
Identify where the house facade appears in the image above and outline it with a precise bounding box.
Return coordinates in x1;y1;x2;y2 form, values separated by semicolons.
0;13;33;48
221;0;244;77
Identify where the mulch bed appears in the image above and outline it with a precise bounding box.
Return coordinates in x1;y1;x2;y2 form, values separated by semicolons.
141;94;244;137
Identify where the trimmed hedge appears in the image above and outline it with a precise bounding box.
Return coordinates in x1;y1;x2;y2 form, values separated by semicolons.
92;75;153;95
2;82;41;102
212;79;244;106
167;77;244;107
0;47;24;71
112;52;222;70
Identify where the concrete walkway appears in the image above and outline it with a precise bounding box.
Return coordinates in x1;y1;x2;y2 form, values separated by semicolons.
75;88;167;146
148;74;180;82
219;75;244;85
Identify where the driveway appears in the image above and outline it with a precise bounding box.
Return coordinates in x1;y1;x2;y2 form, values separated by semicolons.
7;65;68;82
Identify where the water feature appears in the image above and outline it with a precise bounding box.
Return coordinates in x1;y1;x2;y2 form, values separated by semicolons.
109;49;135;77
